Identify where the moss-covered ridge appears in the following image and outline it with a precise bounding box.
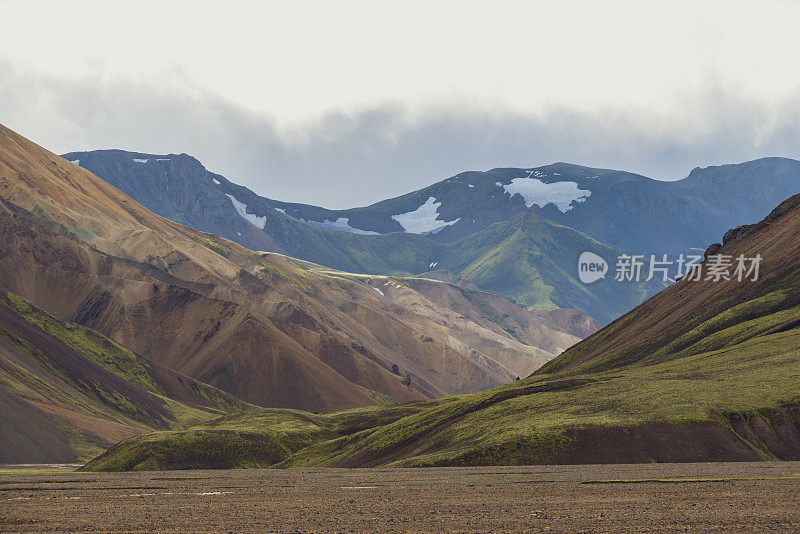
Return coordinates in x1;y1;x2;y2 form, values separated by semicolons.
82;404;428;471
1;291;164;394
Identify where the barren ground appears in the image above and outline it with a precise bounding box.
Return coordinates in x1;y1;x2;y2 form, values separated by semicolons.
1;462;799;532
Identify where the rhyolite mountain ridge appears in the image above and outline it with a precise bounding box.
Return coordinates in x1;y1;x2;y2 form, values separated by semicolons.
64;150;800;323
87;187;800;470
0;124;596;460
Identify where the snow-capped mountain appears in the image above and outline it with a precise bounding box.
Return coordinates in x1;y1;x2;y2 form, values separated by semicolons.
273;158;800;255
61;150;800;323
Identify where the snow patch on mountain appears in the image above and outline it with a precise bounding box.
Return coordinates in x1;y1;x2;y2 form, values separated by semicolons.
70;159;80;165
500;172;591;213
132;158;149;163
304;217;379;235
225;194;266;229
391;197;460;234
212;178;221;185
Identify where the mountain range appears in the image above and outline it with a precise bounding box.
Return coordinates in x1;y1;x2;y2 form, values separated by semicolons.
0;124;592;462
4;121;800;467
63;150;800;323
88;185;800;469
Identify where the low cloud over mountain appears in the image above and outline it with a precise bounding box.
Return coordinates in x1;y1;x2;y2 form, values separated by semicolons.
4;59;800;208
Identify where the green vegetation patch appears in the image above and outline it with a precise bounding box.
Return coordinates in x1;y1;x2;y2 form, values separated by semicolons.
82;430;292;471
254;254;311;290
190;233;230;257
357;385;396;405
283;327;800;467
0;291;162;394
83;409;337;471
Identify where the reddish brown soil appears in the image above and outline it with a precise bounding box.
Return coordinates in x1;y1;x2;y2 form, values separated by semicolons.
0;391;75;464
29;400;149;445
1;463;799;532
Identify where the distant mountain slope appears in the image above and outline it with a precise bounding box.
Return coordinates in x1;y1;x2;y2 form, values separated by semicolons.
88;191;800;469
275;259;598;379
70;151;798;257
433;212;657;321
277;158;800;254
63;150;672;321
61;149;448;275
2;124;585;424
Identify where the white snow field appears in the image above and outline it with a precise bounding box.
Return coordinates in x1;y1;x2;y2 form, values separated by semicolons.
499;172;591;213
304;217;379;235
132;158;149;163
225;194;266;229
391;197;460;234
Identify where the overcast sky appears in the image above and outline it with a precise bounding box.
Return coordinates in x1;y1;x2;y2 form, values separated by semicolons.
2;0;800;208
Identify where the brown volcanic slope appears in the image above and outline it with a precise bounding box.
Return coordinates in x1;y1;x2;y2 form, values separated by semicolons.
87;192;800;470
0;124;588;417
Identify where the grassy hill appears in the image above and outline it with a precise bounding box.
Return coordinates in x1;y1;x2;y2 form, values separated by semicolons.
264;209;659;323
85;326;800;470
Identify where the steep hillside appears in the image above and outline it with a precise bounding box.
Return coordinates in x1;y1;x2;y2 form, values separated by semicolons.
538;190;800;375
0;205;380;411
0;290;247;463
1;124;586;418
88;192;800;469
278;260;594;378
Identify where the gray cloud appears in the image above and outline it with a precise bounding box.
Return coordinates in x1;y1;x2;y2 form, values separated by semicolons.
2;60;800;208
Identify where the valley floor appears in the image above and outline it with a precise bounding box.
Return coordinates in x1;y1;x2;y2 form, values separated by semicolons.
1;463;799;532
